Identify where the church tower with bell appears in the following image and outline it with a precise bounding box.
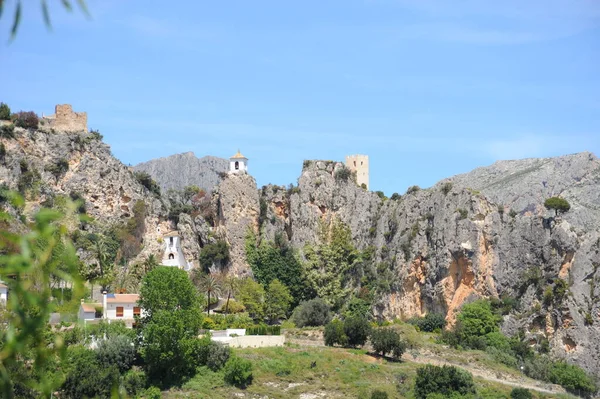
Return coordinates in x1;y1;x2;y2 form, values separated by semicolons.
229;150;248;174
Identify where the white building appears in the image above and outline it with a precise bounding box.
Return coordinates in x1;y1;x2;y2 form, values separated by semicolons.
229;150;248;174
0;282;8;303
162;232;190;270
78;293;145;328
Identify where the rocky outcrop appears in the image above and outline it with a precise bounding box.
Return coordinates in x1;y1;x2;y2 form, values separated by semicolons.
134;152;228;192
211;172;260;276
254;156;600;377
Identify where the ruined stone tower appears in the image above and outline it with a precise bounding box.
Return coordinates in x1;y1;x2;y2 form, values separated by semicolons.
43;104;88;133
345;154;369;190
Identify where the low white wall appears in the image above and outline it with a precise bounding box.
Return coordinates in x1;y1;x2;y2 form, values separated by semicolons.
226;335;285;348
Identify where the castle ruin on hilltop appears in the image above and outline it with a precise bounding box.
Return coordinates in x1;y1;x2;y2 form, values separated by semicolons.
345;154;369;189
43;104;88;133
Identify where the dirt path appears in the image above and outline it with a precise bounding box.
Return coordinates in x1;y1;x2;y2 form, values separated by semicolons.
286;337;569;397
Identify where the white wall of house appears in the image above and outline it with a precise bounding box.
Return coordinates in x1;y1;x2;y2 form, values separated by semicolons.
0;286;7;302
229;159;248;174
79;308;96;321
104;302;143;320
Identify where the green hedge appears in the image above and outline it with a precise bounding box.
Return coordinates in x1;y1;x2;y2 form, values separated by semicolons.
246;324;281;336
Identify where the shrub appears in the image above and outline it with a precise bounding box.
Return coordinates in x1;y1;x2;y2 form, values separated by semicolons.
205;341;231;371
544;197;571;216
324;319;347;347
142;386;162;399
246;324;280;335
510;387;532;399
375;191;386;200
408;313;446;332
390;192;400;201
123;369;148;397
61;347;120;399
509;209;518;218
291;298;331;327
343;316;371;347
441;182;453;195
96;334;136;373
89;129;103;141
371;390;389;399
456;300;500;339
361;183;367;190
13;111;39;129
414;365;475;399
199;240;230;272
303;160;312;169
0;123;15;138
134;171;161;196
457;208;468;220
335;167;352;182
370;328;406;360
0;102;10;120
548;361;597;397
45;158;69;178
223;356;253;388
0;143;5;160
406;185;420;195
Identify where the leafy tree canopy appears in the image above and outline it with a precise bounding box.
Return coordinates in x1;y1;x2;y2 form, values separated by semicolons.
544;197;571;216
139;266;199;320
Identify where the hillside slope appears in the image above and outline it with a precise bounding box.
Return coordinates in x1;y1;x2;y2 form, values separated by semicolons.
134;152;228;192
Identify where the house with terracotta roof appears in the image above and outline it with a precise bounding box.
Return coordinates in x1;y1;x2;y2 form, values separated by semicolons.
78;293;145;328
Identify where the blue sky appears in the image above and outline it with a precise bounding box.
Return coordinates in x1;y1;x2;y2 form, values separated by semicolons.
1;0;599;194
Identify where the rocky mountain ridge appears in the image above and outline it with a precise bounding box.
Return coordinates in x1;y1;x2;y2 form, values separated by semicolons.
133;152;228;192
1;125;599;378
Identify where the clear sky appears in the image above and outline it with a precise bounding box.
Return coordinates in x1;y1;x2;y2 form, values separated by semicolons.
1;0;599;194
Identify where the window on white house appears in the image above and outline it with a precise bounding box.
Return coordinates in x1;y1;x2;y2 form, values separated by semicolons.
235;161;239;170
116;307;124;317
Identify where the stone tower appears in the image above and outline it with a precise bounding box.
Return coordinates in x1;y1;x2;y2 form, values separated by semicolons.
345;154;369;190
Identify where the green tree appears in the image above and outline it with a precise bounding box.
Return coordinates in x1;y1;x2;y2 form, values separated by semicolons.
238;278;265;321
199;240;230;273
291;297;331;327
544;197;571;216
61;346;119;399
344;316;371;348
223;356;253;388
414;365;475;399
0;103;10;120
138;266;199;320
140;307;203;387
456;300;501;341
265;279;292;323
324;319;347;347
245;232;311;305
198;273;222;314
221;274;240;314
95;334;136;373
370;328;406;360
303;219;364;309
548;361;597;397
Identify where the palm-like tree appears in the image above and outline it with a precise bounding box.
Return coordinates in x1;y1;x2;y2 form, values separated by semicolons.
221;274;240;314
199;274;222;315
142;254;159;274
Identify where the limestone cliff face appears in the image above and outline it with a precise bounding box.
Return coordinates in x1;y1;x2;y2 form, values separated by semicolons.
211;173;260;276
254;156;600;377
0;127;171;265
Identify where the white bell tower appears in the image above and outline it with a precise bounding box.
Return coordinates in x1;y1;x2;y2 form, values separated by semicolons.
229;150;248;174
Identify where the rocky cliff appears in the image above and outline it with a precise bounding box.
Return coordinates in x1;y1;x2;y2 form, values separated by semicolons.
210;156;600;377
133;152;228;192
1;124;598;378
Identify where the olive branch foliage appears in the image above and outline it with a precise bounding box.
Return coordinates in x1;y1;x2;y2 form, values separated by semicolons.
0;191;85;397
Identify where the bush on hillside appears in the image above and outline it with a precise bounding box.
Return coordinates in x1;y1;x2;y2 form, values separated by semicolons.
343;316;371;347
335;167;352;182
13;111;39;129
408;313;446;332
205;341;231;371
123;369;148;397
45;158;69;178
414;365;475;399
96;334;136;373
544;197;571;216
134;171;161;196
0;102;10;120
371;390;389;399
510;388;532;399
223;356;253;388
370;328;406;360
0;123;15;139
292;298;331;327
199;240;230;272
324;319;347;347
406;185;420;195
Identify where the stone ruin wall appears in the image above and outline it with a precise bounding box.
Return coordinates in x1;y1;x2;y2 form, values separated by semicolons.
44;104;88;133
